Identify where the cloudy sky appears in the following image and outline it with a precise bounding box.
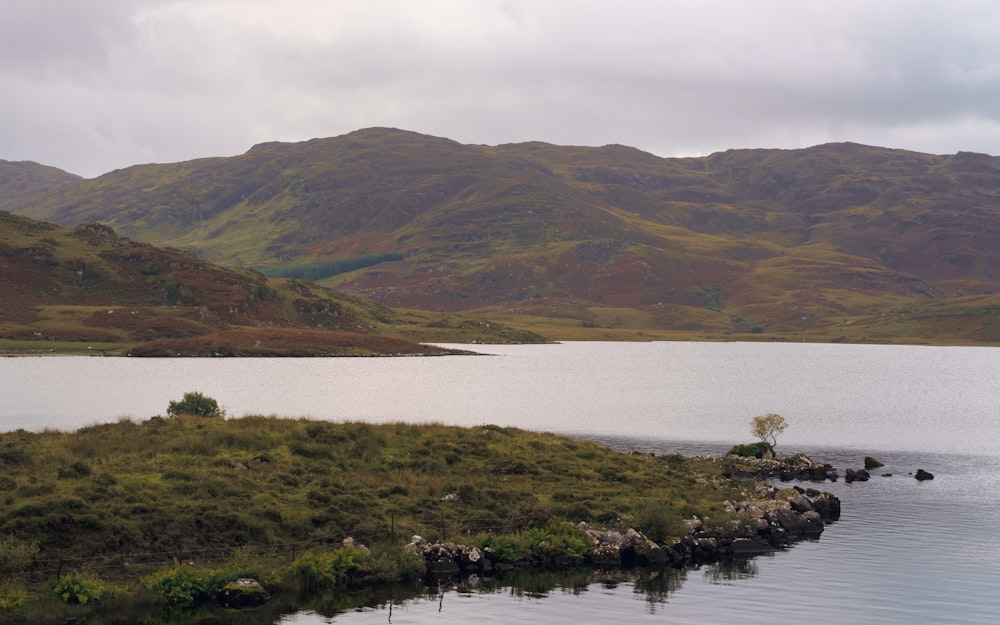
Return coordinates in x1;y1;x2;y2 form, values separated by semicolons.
3;0;1000;178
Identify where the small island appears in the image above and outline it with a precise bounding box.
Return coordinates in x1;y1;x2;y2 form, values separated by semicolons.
0;404;838;620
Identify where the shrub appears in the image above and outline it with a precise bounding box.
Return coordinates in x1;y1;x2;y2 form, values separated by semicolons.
727;441;773;458
54;572;106;605
0;536;39;578
637;502;686;543
57;461;92;479
475;521;592;561
167;392;223;418
143;564;209;605
284;547;369;591
354;544;425;584
0;579;28;611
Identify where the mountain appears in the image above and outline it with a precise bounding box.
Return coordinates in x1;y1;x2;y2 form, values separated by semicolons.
0;159;82;202
0;210;542;355
6;128;1000;344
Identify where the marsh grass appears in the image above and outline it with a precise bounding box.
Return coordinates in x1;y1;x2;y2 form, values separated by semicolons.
0;417;743;607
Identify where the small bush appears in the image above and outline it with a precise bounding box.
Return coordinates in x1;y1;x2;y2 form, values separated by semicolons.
143;564;209;606
0;579;29;611
355;544;425;584
0;536;39;577
167;392;223;419
474;521;592;562
727;442;772;458
57;461;92;479
54;572;106;605
637;502;686;544
284;547;369;591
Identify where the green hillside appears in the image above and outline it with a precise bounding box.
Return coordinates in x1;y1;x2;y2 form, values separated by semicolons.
5;129;1000;344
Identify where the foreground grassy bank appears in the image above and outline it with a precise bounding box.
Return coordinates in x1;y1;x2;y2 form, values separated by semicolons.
0;416;761;615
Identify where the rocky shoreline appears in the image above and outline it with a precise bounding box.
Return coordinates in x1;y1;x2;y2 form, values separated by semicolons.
405;445;942;581
215;450;949;610
405;457;843;578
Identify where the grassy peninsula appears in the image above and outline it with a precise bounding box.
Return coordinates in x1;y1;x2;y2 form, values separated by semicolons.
0;414;752;614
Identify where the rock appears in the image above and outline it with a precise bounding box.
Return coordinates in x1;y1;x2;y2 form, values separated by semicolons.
915;469;935;481
342;537;369;553
624;528;669;565
845;468;870;483
458;545;483;569
797;511;825;535
585;528;626;566
766;505;802;533
810;492;841;522
777;489;814;514
727;537;773;556
864;456;885;470
589;543;622;567
217;578;270;608
425;543;461;575
689;537;720;563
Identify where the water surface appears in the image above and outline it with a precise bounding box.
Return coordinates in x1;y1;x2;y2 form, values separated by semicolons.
3;342;999;624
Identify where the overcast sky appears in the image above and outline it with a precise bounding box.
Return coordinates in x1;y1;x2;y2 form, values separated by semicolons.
3;0;1000;178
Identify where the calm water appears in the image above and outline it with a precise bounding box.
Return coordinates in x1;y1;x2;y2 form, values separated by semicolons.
3;341;1000;624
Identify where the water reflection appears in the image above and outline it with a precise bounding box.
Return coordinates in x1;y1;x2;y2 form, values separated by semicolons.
22;547;765;623
702;558;760;584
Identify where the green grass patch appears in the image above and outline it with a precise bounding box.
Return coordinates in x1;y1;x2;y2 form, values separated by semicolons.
263;253;404;280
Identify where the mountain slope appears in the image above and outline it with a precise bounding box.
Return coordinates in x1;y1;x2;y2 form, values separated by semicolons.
6;128;1000;343
0;210;540;355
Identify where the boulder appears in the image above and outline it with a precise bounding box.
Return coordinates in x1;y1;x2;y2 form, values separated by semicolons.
624;528;669;565
915;469;935;481
797;510;825;535
810;491;841;522
589;543;622;567
766;505;802;533
727;537;773;556
424;543;461;575
864;456;885;470
217;578;270;608
778;489;814;514
845;468;870;483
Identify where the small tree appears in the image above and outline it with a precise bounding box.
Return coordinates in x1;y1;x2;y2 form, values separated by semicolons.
167;392;223;418
751;413;788;449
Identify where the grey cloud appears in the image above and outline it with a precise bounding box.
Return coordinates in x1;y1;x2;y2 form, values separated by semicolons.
2;0;1000;178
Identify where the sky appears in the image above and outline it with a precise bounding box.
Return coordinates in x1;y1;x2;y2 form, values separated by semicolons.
3;0;1000;178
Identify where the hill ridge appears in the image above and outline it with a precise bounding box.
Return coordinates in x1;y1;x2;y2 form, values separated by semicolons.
4;129;1000;344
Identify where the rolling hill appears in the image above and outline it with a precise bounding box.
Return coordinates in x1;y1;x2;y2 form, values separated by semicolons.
0;210;542;355
4;128;1000;344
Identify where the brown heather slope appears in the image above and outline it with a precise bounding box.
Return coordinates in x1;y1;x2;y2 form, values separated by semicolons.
0;211;540;355
5;129;1000;344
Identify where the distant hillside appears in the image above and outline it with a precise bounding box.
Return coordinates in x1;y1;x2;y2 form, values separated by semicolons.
0;159;82;203
6;128;1000;344
0;210;542;355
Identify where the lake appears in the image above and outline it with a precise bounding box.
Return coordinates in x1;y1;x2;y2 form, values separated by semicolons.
3;341;1000;624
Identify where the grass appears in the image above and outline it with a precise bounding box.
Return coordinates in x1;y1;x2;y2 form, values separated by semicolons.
0;416;745;611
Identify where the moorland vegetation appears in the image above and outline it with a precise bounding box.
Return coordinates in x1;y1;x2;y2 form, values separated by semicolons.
0;408;754;615
5;129;1000;345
